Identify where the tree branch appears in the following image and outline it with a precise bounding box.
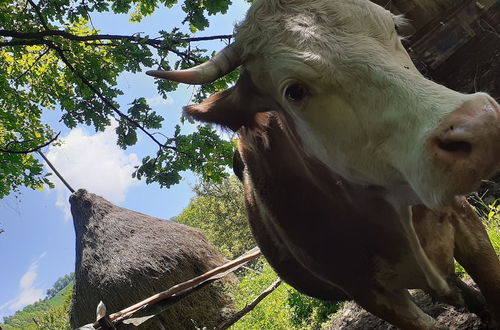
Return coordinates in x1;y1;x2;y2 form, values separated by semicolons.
216;278;283;330
0;30;232;64
0;30;232;44
0;39;45;47
0;132;60;154
27;0;49;30
184;35;233;42
109;248;262;325
37;150;75;193
14;47;49;83
0;27;228;161
44;40;190;157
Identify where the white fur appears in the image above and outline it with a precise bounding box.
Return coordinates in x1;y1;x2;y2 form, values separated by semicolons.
235;0;481;209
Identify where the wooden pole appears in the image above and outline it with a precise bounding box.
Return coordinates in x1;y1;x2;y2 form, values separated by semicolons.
216;278;283;330
37;150;75;193
109;248;262;324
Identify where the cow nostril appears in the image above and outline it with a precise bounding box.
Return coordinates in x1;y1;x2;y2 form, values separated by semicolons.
436;140;472;155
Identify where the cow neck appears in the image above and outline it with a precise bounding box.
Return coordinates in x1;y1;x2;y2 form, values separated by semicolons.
238;113;412;282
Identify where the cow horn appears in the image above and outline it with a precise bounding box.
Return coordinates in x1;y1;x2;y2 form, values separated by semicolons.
146;43;242;85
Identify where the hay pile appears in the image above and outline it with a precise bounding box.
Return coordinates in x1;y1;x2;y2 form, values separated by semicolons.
69;189;235;329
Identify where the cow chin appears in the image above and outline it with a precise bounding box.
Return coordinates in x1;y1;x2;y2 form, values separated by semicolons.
405;160;483;210
419;185;468;211
415;157;500;210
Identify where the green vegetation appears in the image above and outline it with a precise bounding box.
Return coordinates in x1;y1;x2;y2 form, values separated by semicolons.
455;200;500;275
175;176;256;260
287;288;340;329
0;0;251;198
1;279;73;329
230;260;295;330
484;201;500;253
46;279;73;309
46;273;74;299
229;260;339;330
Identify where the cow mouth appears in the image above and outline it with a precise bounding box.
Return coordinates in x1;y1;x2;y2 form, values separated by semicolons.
419;95;500;209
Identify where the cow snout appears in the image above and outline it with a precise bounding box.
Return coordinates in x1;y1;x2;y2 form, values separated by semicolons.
429;94;500;194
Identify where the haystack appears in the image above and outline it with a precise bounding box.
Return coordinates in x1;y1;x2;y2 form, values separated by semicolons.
69;189;235;329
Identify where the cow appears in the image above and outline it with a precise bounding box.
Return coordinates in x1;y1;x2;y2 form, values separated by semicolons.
146;0;500;328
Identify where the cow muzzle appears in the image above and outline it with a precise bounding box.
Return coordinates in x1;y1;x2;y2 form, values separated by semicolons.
428;93;500;200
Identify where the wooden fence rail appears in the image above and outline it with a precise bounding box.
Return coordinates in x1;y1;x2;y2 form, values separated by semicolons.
76;247;264;329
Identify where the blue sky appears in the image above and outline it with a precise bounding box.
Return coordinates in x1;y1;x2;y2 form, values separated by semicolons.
0;1;250;321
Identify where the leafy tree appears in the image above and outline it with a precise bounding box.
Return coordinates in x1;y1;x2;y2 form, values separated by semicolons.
46;272;74;298
0;0;250;198
176;175;256;259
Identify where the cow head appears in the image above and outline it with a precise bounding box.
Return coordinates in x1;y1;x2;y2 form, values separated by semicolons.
148;0;500;209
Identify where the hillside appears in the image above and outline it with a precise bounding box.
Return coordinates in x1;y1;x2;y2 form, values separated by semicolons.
0;278;73;330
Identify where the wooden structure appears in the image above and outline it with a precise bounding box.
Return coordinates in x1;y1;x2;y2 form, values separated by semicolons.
372;0;500;200
372;0;500;98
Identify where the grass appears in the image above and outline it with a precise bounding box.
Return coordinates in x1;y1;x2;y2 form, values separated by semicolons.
46;282;73;308
484;201;500;253
456;200;499;276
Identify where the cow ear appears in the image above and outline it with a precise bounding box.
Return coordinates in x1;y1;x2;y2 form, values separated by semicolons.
184;87;242;131
184;71;275;131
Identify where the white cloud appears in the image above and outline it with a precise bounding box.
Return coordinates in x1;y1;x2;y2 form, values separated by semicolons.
0;253;46;312
46;120;141;219
146;95;174;106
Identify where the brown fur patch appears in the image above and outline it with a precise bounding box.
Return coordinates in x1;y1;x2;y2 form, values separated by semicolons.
183;70;279;132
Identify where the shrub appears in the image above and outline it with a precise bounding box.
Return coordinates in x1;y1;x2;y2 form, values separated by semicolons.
287;289;340;329
228;259;340;329
230;260;294;330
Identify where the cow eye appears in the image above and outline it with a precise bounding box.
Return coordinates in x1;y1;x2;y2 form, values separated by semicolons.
285;84;307;102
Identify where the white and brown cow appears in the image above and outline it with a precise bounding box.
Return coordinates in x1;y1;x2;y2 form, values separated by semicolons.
147;0;500;328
